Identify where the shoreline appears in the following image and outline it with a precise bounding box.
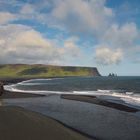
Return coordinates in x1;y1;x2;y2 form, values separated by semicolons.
1;77;140;140
61;94;139;113
0;90;45;99
2;90;139;113
0;78;97;140
0;91;97;140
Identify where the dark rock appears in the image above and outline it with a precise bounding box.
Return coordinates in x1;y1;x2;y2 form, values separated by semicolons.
0;82;4;96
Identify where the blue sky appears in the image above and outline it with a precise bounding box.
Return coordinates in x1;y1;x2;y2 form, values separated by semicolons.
0;0;140;76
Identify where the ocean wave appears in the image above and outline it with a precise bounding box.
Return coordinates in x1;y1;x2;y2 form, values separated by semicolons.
17;82;60;86
17;78;52;85
126;92;133;95
73;90;140;107
4;84;68;95
16;78;64;86
4;79;140;108
97;89;111;93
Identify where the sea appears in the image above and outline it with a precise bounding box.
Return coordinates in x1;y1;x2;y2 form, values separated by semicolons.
4;76;140;109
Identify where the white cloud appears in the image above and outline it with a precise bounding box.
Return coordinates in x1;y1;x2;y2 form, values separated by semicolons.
18;0;139;65
95;22;139;64
0;24;82;65
60;37;81;58
0;0;139;65
95;23;139;65
49;0;114;35
95;45;123;65
101;23;138;49
0;24;59;64
29;0;139;65
0;12;16;25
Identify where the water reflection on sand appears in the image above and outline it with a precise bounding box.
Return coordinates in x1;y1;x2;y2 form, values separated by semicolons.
3;95;140;140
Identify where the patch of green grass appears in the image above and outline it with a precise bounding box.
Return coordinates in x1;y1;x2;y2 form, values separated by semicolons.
0;64;100;78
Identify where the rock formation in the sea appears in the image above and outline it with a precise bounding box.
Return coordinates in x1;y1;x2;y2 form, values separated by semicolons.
108;73;117;77
0;64;101;77
0;82;4;96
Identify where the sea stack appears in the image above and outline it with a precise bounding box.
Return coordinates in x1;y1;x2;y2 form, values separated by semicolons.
0;82;4;96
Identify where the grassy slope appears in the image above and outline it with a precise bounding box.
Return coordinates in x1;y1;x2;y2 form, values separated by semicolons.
0;64;100;78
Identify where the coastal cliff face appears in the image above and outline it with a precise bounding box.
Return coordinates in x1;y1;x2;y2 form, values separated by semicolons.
0;64;101;78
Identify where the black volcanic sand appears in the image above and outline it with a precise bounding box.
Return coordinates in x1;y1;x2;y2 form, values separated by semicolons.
0;77;45;99
0;77;30;85
0;106;94;140
61;94;139;113
0;90;45;99
0;78;95;140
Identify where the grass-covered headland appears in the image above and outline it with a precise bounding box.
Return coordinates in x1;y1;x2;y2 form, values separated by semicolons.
0;64;101;78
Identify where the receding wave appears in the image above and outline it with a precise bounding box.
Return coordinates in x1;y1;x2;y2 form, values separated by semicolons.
4;84;67;95
17;78;52;84
4;78;140;108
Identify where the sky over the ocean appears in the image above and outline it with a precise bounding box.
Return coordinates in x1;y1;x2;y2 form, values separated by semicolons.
0;0;140;75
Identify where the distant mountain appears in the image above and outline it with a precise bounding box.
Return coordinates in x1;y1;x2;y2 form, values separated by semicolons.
0;64;101;78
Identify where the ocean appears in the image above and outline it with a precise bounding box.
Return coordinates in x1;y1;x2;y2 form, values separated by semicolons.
5;76;140;109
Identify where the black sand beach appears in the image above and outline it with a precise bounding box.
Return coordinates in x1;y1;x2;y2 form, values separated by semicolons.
61;94;139;112
1;78;140;140
0;90;45;99
0;106;94;140
0;78;95;140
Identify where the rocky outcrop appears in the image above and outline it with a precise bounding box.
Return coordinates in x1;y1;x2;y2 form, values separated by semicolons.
92;68;101;76
0;82;4;96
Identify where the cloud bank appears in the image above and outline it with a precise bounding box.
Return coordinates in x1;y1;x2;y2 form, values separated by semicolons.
95;45;123;65
0;24;81;65
0;0;139;65
95;22;139;65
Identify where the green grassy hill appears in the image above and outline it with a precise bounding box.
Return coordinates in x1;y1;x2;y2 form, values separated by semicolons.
0;64;101;78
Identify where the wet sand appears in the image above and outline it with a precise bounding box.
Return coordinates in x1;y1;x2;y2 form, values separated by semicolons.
1;78;140;140
0;80;95;140
61;94;139;112
0;77;96;140
4;94;140;140
0;90;45;99
0;106;94;140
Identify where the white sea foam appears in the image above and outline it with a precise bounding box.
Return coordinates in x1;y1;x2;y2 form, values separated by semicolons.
17;78;53;85
126;92;133;95
97;89;111;93
17;82;60;86
73;90;140;107
4;79;140;108
17;78;64;86
4;84;67;95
